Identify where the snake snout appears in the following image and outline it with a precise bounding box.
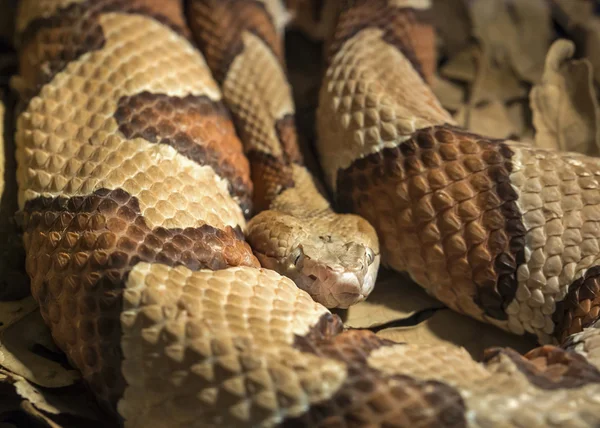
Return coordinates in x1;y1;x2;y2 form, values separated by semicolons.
329;271;368;308
308;242;381;308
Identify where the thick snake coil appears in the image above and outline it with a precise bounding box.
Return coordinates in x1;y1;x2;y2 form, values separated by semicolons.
10;0;600;427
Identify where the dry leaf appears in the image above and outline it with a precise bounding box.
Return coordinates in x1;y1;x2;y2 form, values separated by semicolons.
13;378;63;415
432;75;465;112
550;0;595;26
506;100;532;138
430;0;471;57
341;270;444;329
440;45;479;82
469;50;528;104
550;1;600;85
585;19;600;86
0;311;80;388
18;401;63;428
377;309;538;360
529;39;600;155
454;100;517;139
0;296;38;332
0;369;107;427
469;0;552;83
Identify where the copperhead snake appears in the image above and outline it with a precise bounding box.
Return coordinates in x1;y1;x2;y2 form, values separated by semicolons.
8;0;600;426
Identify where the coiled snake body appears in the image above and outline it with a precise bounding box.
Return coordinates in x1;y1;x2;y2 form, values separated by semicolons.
10;0;600;426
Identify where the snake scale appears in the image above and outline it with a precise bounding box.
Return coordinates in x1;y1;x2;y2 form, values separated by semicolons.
8;0;600;426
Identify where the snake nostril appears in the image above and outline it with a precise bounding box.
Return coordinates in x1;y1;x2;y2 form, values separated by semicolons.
308;274;318;281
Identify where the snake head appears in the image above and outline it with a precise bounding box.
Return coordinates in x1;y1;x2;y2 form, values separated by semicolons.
247;209;380;308
281;237;380;308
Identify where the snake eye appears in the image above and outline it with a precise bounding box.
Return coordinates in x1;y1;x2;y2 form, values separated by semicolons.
365;248;375;265
289;247;304;268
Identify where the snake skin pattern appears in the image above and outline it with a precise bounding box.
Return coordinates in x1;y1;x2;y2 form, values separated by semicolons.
10;0;600;427
186;0;380;309
315;0;600;347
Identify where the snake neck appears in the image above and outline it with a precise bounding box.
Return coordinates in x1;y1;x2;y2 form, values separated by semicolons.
187;0;380;308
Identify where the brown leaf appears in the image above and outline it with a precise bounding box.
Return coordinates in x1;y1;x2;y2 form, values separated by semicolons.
470;49;528;104
340;270;444;329
430;0;471;57
469;0;552;83
0;296;38;332
0;369;107;427
551;0;600;87
432;75;465;112
506;99;533;139
529;39;600;155
454;100;517;140
551;0;595;26
440;45;479;82
0;311;80;388
376;309;538;360
585;19;600;87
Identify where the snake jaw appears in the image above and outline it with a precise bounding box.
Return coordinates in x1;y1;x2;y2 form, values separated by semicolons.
253;238;380;308
311;253;381;308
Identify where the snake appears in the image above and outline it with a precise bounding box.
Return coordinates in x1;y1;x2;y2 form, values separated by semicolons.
8;0;600;426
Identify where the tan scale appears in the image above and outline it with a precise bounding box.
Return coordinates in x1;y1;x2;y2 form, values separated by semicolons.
313;4;600;416
316;0;600;342
317;28;454;193
247;165;380;307
15;0;260;416
13;0;600;426
368;343;600;427
119;263;347;427
16;12;244;231
564;326;600;370
508;145;600;343
188;0;381;309
222;31;293;157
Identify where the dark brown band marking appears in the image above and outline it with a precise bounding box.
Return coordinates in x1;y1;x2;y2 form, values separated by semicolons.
114;92;253;216
246;150;295;212
187;0;284;85
288;324;467;427
24;188;258;274
275;114;304;165
337;125;526;321
17;0;191;106
553;266;600;344
293;312;346;352
188;0;309;215
23;189;259;411
484;345;600;390
328;0;435;83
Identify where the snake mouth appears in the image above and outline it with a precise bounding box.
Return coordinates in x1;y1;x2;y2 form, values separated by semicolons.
335;291;365;308
251;246;378;308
